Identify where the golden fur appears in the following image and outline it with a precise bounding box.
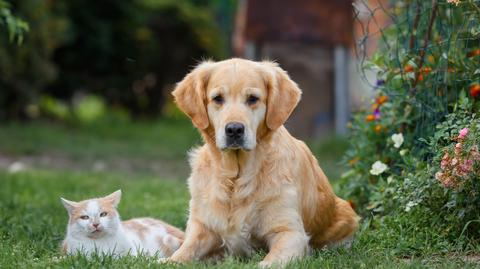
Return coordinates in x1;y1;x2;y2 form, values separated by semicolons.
169;58;359;267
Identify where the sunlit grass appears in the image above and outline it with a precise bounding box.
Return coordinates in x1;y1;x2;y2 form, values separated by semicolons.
0;119;478;268
1;169;478;268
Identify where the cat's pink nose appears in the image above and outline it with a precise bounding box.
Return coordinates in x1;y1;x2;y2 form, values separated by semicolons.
92;223;99;228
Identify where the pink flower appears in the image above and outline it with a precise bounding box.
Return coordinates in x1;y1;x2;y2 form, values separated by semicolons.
458;128;469;139
455;143;462;155
441;159;449;169
443;177;455;188
441;152;450;169
462;159;473;171
471;145;480;161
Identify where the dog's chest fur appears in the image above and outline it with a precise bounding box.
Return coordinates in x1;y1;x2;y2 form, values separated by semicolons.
200;174;264;256
189;147;272;256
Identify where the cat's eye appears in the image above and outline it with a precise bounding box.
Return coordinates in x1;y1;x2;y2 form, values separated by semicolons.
212;95;224;105
80;215;89;220
100;212;108;217
246;95;259;105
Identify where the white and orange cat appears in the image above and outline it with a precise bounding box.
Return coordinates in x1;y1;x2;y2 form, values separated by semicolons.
60;190;184;257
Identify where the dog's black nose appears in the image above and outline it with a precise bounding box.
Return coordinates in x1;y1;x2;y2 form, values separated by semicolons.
225;122;245;138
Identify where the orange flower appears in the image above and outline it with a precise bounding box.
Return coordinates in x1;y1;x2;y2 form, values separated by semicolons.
467;49;480;58
374;124;382;133
470;84;480;98
376;95;389;105
422;67;432;75
404;65;414;73
348;157;360;166
448;67;455;73
417;73;424;81
366;114;375;122
427;55;435;63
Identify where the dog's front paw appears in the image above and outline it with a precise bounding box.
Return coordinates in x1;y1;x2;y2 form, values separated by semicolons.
258;261;275;268
158;255;187;264
258;261;269;268
259;260;288;268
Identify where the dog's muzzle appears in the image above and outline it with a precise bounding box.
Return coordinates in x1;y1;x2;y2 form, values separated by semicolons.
225;122;245;149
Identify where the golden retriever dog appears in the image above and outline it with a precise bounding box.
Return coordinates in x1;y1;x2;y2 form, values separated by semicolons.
169;58;359;267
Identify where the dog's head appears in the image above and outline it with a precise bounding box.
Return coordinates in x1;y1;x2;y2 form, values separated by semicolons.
173;58;301;151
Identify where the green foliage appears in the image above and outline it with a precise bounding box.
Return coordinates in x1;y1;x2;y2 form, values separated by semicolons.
0;0;69;120
344;0;480;245
0;0;28;44
0;0;231;120
1;169;479;268
0;117;200;163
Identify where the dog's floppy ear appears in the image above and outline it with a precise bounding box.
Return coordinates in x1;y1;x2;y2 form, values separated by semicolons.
263;62;302;130
172;61;215;130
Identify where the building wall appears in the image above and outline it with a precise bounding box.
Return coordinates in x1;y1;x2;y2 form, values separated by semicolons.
261;43;334;139
233;0;356;138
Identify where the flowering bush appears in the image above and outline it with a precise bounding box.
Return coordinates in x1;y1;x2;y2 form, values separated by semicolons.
350;98;480;244
398;101;480;240
435;127;480;189
342;0;480;243
428;98;480;225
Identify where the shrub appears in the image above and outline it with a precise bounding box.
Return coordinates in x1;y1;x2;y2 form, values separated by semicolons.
0;0;28;44
0;0;229;120
0;0;66;120
369;97;480;243
344;0;480;212
342;0;480;245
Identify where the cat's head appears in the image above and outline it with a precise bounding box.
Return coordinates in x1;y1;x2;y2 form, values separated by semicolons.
61;190;122;239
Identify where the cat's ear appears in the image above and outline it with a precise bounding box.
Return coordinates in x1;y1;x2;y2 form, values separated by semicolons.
60;197;78;214
103;190;122;208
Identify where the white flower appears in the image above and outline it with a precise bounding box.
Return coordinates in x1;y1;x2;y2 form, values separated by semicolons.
8;161;26;173
370;161;388;175
405;201;418;212
387;176;394;184
391;133;404;148
399;149;408;156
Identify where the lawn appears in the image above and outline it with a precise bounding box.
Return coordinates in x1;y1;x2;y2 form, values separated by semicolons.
0;119;479;268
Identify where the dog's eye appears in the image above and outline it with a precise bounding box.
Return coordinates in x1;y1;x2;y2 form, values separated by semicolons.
80;215;89;220
212;95;224;105
100;212;108;217
246;95;259;105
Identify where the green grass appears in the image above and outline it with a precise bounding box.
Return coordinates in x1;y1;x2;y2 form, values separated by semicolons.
0;119;347;181
0;118;200;161
1;169;479;269
0;119;478;268
0;118;200;179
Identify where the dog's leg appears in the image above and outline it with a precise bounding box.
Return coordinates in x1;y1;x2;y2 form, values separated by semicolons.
259;229;309;268
167;220;221;263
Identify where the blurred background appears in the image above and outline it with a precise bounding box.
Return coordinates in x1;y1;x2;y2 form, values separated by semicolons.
3;1;480;265
0;0;385;182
